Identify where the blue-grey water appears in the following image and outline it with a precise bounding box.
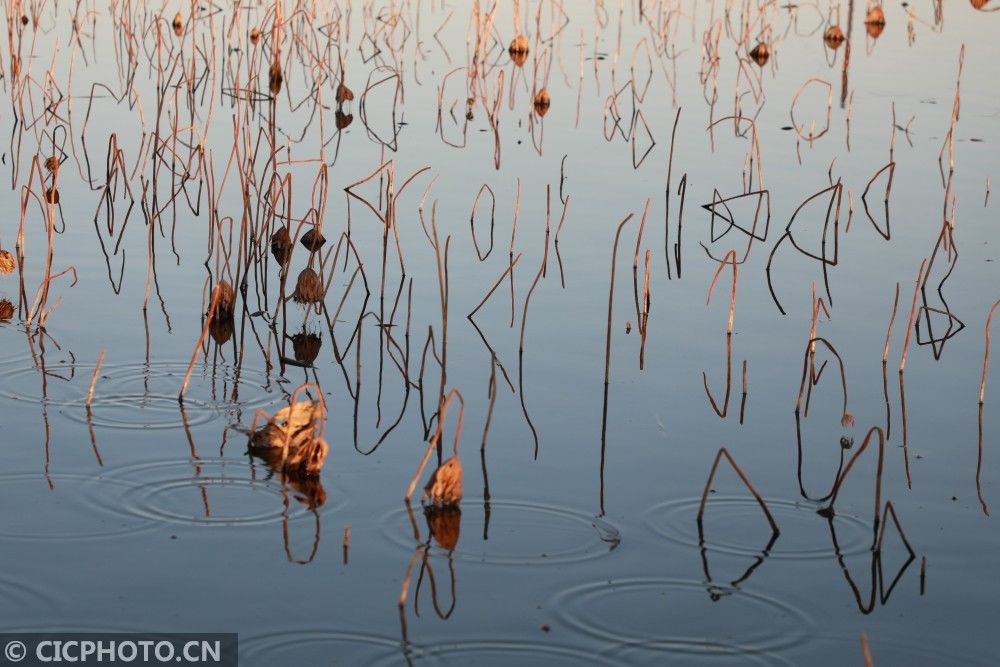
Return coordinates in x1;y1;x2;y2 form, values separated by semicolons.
0;1;998;665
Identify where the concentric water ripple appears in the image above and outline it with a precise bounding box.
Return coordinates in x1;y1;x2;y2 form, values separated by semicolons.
600;639;797;666
403;640;621;667
0;574;59;616
645;496;873;560
0;361;278;430
240;630;412;666
381;499;620;566
790;634;998;667
92;459;336;527
549;577;813;657
0;472;156;541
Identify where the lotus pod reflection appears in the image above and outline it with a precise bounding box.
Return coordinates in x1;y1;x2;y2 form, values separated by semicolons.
335;110;353;130
424;504;461;551
292;331;322;365
209;316;234;345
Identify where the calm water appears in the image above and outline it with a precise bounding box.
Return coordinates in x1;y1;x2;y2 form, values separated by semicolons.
0;1;998;664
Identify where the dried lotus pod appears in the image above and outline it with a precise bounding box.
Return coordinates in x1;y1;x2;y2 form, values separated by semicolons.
423;455;463;506
533;88;551;117
0;250;15;275
0;298;13;321
292;268;324;304
211;280;236;318
172;12;183;36
20;15;28;26
424;504;461;551
509;34;529;66
250;426;328;475
292;331;322;365
749;42;770;66
248;389;329;475
249;27;261;44
824;25;845;48
865;6;886;25
865;6;886;38
271;399;324;435
270;226;292;264
336;82;354;104
269;61;283;96
285;435;329;474
841;412;855;428
300;228;326;251
45;188;60;204
44;156;59;173
971;0;991;8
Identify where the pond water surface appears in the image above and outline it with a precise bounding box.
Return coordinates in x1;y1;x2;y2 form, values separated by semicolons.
0;1;998;665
